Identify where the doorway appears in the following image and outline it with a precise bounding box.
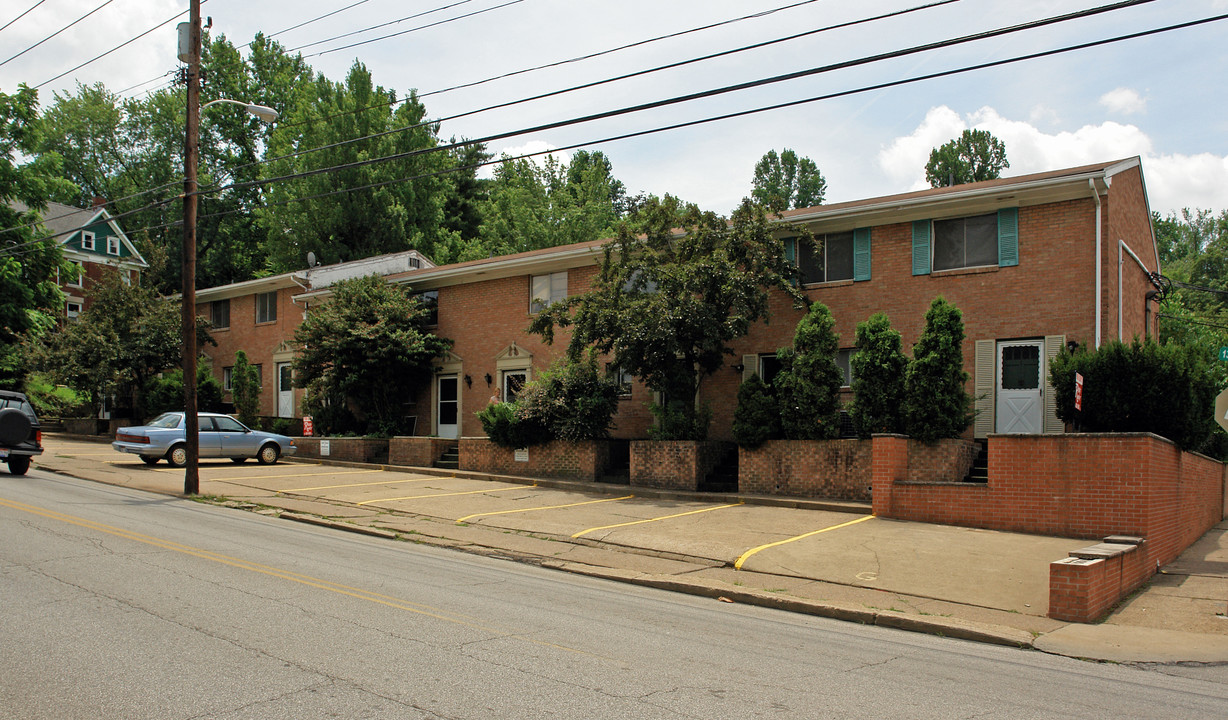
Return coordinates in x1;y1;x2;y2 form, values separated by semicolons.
276;362;293;418
437;374;458;439
995;340;1044;434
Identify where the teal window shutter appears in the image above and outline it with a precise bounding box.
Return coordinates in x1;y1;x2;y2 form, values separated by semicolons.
912;221;931;275
998;207;1019;267
853;228;871;281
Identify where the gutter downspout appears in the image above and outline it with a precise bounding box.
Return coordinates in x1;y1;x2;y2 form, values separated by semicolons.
290;271;310;318
1090;179;1103;348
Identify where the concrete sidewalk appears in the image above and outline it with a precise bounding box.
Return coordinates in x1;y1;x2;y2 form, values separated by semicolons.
29;435;1228;664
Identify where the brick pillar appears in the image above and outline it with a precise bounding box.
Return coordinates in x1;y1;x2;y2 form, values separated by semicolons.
871;434;909;517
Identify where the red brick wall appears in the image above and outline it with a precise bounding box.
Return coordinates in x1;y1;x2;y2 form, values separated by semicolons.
459;438;611;481
630;440;728;491
389;436;454;467
293;437;388;464
739;439;872;500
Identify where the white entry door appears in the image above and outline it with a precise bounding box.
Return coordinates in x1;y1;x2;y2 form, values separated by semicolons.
437;374;459;439
996;340;1044;434
276;362;294;418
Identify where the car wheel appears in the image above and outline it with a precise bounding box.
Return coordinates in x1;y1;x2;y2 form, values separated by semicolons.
0;408;31;446
230;457;247;464
166;445;188;468
256;444;280;465
7;456;30;475
140;455;159;466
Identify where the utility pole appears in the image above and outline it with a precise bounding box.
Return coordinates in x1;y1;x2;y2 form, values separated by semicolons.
181;0;201;495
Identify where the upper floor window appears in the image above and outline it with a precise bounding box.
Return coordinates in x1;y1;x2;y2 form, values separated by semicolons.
211;299;230;329
255;291;277;324
530;271;567;313
416;290;438;326
913;208;1018;275
64;261;84;288
106;236;120;255
796;231;855;284
81;231;95;251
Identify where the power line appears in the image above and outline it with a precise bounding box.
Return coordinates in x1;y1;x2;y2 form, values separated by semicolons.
35;5;193;89
260;0;375;43
261;0;959;173
114;70;177;97
0;0;47;34
301;0;525;58
286;0;477;53
274;0;829;132
1156;314;1228;332
28;7;1222;251
0;0;118;67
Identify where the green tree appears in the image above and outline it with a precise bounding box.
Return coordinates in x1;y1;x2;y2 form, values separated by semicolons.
731;373;778;449
751;149;826;212
230;349;260;427
903;297;974;442
848;312;908;437
530;196;804;439
292;275;450;436
143;364;224;418
925;129;1009;188
36;268;204;418
0;85;76;389
774;301;843;439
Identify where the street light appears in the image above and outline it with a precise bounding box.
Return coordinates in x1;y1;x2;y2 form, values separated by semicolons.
180;3;277;494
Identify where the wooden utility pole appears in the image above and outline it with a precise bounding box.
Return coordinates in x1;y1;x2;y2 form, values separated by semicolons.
181;0;201;495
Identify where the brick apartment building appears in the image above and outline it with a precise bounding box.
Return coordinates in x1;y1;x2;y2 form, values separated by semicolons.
196;157;1159;441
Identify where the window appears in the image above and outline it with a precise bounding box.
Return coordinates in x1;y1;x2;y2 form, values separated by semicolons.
255;291;277;323
416;290;438;326
530;271;567;312
106;236;120;255
66;302;81;319
758;354;784;387
796;231;855;283
933;213;998;271
81;231;95;251
502;370;527;403
65;261;83;288
211;299;230;329
835;348;856;388
222;367;233;392
213;416;246;432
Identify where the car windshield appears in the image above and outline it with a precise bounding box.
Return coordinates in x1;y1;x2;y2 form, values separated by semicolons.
147;413;183;429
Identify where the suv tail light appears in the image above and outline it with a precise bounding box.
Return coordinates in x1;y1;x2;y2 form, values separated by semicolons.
35;430;42;448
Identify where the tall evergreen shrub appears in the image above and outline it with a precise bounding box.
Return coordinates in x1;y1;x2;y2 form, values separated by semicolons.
904;297;973;442
231;350;260;427
774;301;844;439
849;312;907;437
732;373;778;448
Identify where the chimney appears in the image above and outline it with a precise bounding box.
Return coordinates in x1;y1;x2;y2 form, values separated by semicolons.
92;196;106;208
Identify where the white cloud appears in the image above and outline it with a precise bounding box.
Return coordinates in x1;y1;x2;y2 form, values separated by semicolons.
878;106;1226;216
1099;88;1147;115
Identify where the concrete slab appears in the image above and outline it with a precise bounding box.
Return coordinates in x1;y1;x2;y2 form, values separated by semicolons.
1035;623;1228;663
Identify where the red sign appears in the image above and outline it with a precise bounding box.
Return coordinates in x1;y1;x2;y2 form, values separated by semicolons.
302;416;314;437
1074;373;1084;411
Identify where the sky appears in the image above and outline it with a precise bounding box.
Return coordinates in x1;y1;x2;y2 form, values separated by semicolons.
2;0;1227;219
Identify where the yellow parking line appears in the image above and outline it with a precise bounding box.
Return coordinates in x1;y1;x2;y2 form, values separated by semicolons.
285;477;436;493
457;495;634;524
734;515;874;570
209;469;384;482
357;484;535;506
571;502;743;539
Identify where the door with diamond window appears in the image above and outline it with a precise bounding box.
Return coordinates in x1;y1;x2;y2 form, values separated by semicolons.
995;340;1043;434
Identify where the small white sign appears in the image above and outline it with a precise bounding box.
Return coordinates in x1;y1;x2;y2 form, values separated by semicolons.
320;440;330;456
514;448;529;462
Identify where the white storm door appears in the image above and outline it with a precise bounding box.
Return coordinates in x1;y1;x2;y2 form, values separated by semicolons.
996;340;1044;434
276;362;294;418
437;374;459;439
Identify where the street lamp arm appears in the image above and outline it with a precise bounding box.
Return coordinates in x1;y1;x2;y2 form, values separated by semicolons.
201;98;279;124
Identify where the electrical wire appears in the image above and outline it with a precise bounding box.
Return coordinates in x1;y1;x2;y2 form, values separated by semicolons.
0;0;118;67
16;7;1220;252
260;0;375;43
1156;314;1228;332
114;70;177;97
35;5;193;88
287;0;477;53
301;0;524;58
0;0;47;35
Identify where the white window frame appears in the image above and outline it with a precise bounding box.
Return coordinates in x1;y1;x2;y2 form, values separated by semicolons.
501;369;529;404
530;271;567;313
81;231;95;251
66;301;81;319
106;235;120;255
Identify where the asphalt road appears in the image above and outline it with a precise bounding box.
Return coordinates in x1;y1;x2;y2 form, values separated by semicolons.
3;468;1227;719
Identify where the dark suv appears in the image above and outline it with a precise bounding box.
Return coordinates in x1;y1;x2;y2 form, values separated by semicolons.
0;390;43;475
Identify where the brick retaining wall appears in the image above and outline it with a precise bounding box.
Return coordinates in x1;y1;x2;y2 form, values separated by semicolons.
630;440;728;491
293;437;389;464
389;437;454;467
739;439;872;501
460;437;611;481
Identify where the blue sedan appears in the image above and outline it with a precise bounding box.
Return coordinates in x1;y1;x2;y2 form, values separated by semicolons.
113;412;298;467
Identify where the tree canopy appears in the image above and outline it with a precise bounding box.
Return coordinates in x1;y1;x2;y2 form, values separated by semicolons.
530;196;805;439
751;149;826;212
925;129;1009;188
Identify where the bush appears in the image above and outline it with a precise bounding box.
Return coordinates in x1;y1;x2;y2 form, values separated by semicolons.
477;402;550;449
732;374;778;449
904;297;973;442
231;350;260;428
142;365;224;418
648;399;711;441
477;353;621;448
23;374;86;418
774;301;844;440
1050;339;1225;455
849;312;907;437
